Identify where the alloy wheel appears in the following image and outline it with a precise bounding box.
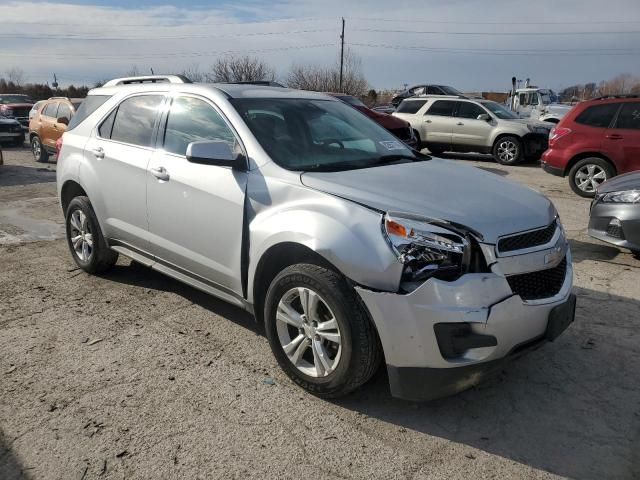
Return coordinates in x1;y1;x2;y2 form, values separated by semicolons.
275;287;342;378
69;209;93;262
575;164;607;193
497;140;518;163
32;138;41;158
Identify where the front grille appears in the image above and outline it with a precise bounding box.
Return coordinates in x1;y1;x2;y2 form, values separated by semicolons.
13;107;31;117
498;221;557;253
506;258;567;301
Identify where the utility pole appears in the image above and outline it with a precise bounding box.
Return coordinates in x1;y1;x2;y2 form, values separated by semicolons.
339;17;345;92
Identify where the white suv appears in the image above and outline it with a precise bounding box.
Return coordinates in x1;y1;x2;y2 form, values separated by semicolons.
56;76;575;401
393;96;551;165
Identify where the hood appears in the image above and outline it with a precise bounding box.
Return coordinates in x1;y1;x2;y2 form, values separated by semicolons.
597;171;640;194
355;105;409;129
0;103;34;109
300;159;556;243
0;117;21;125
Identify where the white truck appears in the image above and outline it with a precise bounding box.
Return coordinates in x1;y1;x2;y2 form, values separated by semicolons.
507;79;572;124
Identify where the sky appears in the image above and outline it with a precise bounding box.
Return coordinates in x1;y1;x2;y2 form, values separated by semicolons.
1;0;640;92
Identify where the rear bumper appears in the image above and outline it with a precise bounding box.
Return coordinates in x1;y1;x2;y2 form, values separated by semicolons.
541;148;568;176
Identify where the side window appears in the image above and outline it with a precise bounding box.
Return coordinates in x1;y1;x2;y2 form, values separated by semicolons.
43;102;59;118
163;96;237;156
575;103;620;128
68;95;110;131
57;103;71;121
613;103;640;130
110;95;163;147
519;93;527;106
456;102;486;119
98;108;117;138
396;99;427;114
426;100;456;117
411;87;425;95
426;86;441;95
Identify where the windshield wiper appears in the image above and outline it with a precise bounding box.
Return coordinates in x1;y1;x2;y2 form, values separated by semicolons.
370;153;431;166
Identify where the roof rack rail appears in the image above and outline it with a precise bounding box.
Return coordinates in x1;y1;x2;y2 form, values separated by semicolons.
102;75;192;87
219;80;286;88
593;94;639;100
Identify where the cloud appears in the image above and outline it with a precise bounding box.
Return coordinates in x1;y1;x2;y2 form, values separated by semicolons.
1;0;639;91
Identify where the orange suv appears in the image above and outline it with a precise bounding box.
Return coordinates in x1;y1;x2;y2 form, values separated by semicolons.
29;97;83;162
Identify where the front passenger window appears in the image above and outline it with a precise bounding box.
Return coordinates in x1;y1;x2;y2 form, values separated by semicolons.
163;96;237;156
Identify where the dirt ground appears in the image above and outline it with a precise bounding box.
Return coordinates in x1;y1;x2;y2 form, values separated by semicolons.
1;143;638;480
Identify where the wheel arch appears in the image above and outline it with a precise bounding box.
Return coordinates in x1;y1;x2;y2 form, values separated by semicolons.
492;132;524;149
565;152;617;177
60;180;88;214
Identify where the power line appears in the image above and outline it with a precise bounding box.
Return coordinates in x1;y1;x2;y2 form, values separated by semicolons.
349;42;640;56
0;28;333;41
347;16;640;25
352;28;640;36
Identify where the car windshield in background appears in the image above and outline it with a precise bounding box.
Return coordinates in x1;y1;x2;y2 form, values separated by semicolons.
540;90;559;104
337;95;366;107
439;86;463;96
481;101;519;120
0;95;34;104
232;98;423;172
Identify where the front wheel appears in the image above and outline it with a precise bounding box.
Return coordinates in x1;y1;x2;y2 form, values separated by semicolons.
65;196;118;273
264;264;381;398
31;136;48;163
568;157;614;198
493;136;523;165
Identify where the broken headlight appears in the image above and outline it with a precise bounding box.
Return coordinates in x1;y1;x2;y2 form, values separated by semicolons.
383;212;471;287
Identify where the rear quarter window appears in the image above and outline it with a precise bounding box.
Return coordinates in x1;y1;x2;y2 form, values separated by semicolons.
574;103;620;128
613;102;640;130
67;95;110;131
396;100;427;114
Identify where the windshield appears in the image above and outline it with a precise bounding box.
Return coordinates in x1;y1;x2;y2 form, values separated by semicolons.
232;98;424;172
0;95;34;104
480;101;519;120
439;85;463;96
539;90;560;105
336;95;366;107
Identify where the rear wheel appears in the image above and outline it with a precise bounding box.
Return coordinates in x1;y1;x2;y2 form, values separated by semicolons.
264;264;381;398
493;136;523;165
65;196;118;273
31;135;48;163
568;157;614;198
631;250;640;260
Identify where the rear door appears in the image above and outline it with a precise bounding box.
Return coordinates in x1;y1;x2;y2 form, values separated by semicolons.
146;94;247;296
604;101;640;174
452;101;494;148
84;93;165;250
422;100;457;146
40;102;59;149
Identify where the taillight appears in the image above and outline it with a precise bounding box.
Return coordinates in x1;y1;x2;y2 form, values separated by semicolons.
55;136;64;159
548;127;571;147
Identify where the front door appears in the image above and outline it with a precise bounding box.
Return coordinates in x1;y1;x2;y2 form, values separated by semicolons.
603;102;640;174
451;101;494;149
422;100;457;147
40;102;59;149
146;94;247;296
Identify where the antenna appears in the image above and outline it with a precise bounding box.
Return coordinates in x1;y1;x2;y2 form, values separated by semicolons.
52;73;58;90
339;17;345;92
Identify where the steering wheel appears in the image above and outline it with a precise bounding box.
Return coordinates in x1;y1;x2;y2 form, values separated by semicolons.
322;139;345;149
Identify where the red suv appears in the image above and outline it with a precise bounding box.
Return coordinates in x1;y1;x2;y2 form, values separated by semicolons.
541;95;640;197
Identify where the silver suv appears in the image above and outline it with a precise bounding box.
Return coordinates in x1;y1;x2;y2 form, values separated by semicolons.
393;96;551;165
57;75;575;401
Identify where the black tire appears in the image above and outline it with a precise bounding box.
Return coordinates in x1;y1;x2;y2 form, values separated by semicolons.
413;130;422;151
427;145;446;156
264;263;381;398
631;250;640;260
568;157;614;198
493;135;524;165
65;196;118;274
31;135;48;163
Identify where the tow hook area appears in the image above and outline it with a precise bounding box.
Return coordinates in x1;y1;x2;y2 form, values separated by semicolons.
433;323;497;359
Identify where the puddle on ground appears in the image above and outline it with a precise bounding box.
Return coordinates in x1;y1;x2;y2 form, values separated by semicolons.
0;197;64;245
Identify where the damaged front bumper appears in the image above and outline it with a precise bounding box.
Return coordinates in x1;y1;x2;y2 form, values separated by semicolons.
355;244;574;402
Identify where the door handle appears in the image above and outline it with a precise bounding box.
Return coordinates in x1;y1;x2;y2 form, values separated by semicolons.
424;119;432;123
150;166;170;181
91;147;104;159
456;122;464;126
605;134;623;140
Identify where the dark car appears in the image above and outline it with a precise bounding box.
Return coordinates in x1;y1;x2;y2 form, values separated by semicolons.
0;94;35;131
327;93;418;149
0;117;25;146
391;85;464;107
542;95;640;197
589;171;640;257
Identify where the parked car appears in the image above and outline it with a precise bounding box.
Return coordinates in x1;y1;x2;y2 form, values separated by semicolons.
391;85;464;107
588;171;640;257
29;96;84;162
57;75;575;401
393;96;551;164
542;95;640;197
0;117;25;146
327;93;417;149
0;94;34;131
507;87;572;124
29;100;46;120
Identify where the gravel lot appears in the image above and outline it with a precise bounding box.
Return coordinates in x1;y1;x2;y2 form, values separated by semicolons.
1;143;638;480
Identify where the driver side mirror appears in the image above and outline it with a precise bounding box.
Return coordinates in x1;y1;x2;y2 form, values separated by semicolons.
476;113;491;121
56;116;69;126
186;140;241;168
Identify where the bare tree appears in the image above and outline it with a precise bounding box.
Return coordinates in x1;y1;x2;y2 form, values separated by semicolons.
181;64;206;83
6;67;26;86
125;65;140;77
286;49;368;96
208;56;275;83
